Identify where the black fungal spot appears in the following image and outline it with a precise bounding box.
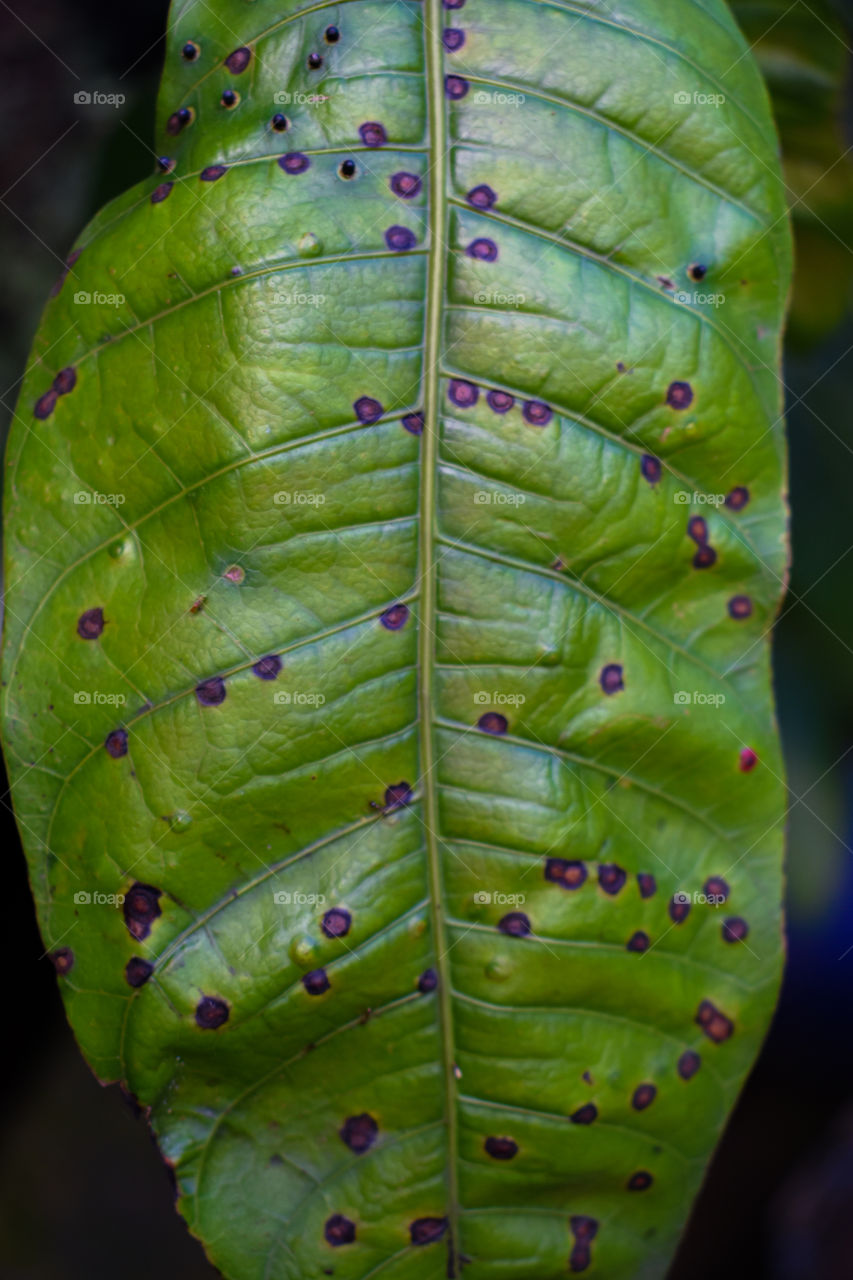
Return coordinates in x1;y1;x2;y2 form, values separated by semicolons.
105;728;129;758
418;968;439;993
220;89;238;109
201;164;227;181
467;237;498;262
380;603;409;630
666;381;694;410
598;864;627;895
252;654;282;681
384;781;412;810
688;263;707;282
443;28;466;50
695;999;734;1042
444;0;466;6
641;454;661;485
740;747;758;772
725;486;750;511
51;947;74;975
722;916;749;943
77;607;104;640
359;121;387;147
599;663;624;695
308;51;323;69
478;712;507;735
403;412;424;435
322;908;352;939
157;156;175;172
410;1218;448;1246
181;41;199;61
569;1217;598;1272
445;75;469;99
545;858;587;890
340;1114;377;1154
325;1215;356;1246
34;389;58;419
693;544;717;569
385;225;417;251
166;107;193;136
195;677;226;706
354;395;384;423
687;516;708;545
628;1171;654;1191
325;25;340;43
632;1083;657;1111
125;956;154;987
279;152;310;174
637;872;657;899
467;184;497;209
704;876;730;902
53;367;77;395
496;911;531;939
448;379;478;408
669;894;691;924
303;968;331;996
570;1103;598;1125
522;400;552;426
626;930;650;953
570;1246;591;1273
728;595;752;620
150;182;174;204
271;114;289;133
678;1049;701;1079
225;46;251;73
485;1136;518;1160
123;883;162;941
390;171;422;198
486;389;514;413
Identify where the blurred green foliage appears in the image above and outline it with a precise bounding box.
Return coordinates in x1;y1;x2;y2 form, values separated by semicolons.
733;0;853;343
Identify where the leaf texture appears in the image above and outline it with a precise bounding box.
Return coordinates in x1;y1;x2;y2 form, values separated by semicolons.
2;2;791;1277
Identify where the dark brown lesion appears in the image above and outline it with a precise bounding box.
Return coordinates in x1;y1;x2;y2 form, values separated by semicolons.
544;858;587;890
122;883;162;941
695;999;734;1042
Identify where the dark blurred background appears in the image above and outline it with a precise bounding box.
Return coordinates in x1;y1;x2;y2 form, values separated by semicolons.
1;2;853;1277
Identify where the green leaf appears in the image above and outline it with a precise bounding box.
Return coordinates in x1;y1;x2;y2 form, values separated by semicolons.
2;2;791;1277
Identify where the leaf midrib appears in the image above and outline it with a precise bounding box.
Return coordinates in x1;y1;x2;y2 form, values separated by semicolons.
420;1;459;1269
